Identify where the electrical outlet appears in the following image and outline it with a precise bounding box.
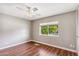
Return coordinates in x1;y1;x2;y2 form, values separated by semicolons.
70;44;75;48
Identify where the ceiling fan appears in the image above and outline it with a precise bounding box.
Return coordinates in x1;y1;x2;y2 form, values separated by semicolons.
16;4;40;17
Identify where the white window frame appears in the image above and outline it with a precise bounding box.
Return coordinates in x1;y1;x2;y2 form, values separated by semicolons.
39;21;59;37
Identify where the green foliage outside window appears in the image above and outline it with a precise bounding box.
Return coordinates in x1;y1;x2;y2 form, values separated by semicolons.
41;25;48;35
41;24;58;35
49;25;58;34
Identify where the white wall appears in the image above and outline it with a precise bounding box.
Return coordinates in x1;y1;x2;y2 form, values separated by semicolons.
0;14;31;49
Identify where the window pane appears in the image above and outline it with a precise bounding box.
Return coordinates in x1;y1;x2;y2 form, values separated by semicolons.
49;25;58;35
41;25;48;35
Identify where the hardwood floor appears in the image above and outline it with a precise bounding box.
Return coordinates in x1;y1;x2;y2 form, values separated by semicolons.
0;41;77;56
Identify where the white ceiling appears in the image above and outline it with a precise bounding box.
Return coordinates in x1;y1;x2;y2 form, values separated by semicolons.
0;3;78;20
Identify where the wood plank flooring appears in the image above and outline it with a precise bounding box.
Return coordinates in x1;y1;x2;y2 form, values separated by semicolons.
0;41;78;56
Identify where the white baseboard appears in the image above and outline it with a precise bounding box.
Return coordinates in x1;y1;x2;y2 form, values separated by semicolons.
31;40;77;53
0;40;77;53
0;40;31;50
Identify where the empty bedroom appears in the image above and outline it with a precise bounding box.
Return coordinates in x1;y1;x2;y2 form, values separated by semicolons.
0;3;79;56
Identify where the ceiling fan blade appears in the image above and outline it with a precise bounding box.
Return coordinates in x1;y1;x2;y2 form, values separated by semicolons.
18;4;31;10
33;8;38;12
16;6;29;12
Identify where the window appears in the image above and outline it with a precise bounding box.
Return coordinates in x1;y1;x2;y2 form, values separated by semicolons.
39;21;59;37
41;25;48;35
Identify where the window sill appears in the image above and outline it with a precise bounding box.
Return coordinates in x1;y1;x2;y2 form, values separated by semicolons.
39;34;59;37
